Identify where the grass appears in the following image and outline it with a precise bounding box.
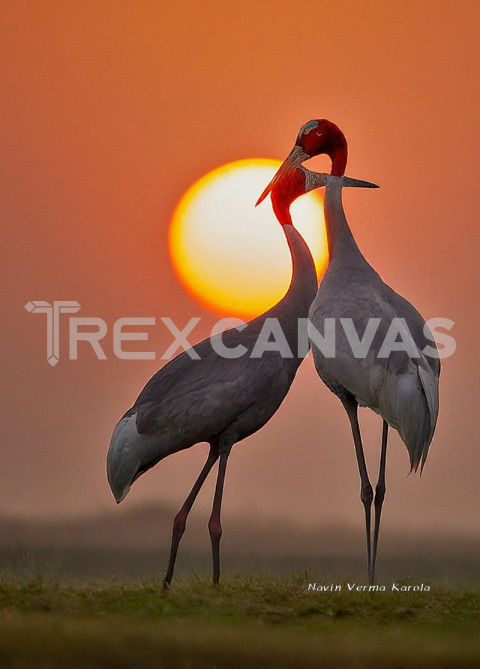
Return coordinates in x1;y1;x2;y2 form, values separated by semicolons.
0;573;479;667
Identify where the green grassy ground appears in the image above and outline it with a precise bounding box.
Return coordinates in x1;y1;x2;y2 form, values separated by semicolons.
0;574;479;667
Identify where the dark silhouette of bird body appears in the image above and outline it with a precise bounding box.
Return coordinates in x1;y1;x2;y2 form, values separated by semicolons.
261;120;440;583
107;177;318;587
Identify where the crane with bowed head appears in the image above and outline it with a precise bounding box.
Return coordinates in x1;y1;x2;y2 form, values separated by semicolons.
258;120;440;584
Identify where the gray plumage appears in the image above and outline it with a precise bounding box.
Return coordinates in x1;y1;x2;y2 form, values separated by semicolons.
308;173;440;471
107;221;317;586
303;171;440;585
259;116;441;585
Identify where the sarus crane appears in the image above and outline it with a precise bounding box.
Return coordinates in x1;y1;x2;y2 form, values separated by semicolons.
107;160;374;588
258;119;440;584
108;156;376;587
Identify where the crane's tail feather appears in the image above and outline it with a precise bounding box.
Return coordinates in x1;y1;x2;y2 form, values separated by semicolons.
107;412;167;503
386;358;439;473
418;364;439;470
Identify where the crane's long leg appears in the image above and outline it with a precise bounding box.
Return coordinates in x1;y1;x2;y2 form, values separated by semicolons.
208;447;232;584
371;420;388;585
343;400;373;584
163;445;219;589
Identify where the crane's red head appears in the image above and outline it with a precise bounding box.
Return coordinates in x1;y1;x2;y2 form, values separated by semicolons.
295;119;348;176
256;119;348;206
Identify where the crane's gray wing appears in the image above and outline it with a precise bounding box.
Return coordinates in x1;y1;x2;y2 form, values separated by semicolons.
310;281;439;470
380;284;441;378
128;324;297;442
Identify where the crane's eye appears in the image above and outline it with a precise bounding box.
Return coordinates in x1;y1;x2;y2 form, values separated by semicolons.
316;131;323;137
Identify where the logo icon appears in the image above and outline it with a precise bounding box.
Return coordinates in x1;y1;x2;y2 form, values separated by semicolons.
24;300;81;366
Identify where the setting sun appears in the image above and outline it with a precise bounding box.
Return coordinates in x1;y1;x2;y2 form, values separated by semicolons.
169;159;328;319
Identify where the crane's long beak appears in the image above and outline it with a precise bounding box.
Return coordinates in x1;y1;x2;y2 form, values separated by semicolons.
341;176;379;188
309;173;379;190
256;144;309;206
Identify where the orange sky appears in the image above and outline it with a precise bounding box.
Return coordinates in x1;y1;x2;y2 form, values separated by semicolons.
1;1;479;539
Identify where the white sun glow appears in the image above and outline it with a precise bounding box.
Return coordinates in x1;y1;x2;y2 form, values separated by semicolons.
169;159;327;319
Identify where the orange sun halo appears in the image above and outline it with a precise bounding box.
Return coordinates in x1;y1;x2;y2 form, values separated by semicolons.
169;159;328;320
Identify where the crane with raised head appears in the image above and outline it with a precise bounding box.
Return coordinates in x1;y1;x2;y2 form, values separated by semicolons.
258;120;440;584
108;165;367;588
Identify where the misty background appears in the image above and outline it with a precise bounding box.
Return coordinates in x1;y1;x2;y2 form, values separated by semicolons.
1;1;479;582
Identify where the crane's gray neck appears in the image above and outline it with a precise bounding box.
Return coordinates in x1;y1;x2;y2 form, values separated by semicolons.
324;180;368;267
275;224;317;325
244;223;316;364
